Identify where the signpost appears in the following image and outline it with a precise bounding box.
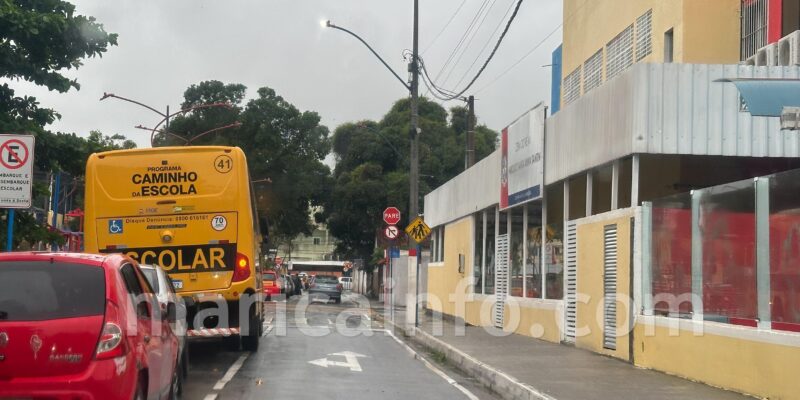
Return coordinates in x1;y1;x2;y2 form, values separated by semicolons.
0;134;35;251
383;207;401;225
404;215;431;329
384;225;399;240
404;216;431;244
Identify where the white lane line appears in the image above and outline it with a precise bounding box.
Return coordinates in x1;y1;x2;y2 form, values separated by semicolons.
383;329;479;400
262;325;274;337
212;354;249;391
203;395;218;400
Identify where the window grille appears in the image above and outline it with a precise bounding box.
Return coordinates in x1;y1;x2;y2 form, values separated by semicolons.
636;9;653;61
741;0;768;60
606;25;634;80
583;49;604;94
563;66;582;105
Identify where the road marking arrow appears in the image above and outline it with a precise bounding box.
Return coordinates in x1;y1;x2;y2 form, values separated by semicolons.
308;351;368;372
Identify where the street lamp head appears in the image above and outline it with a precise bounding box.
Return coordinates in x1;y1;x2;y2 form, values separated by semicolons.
321;19;332;28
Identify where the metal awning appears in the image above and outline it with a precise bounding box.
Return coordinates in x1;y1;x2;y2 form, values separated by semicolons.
716;78;800;117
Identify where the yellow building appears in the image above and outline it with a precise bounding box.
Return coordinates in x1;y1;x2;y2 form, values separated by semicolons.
423;1;800;399
561;0;740;107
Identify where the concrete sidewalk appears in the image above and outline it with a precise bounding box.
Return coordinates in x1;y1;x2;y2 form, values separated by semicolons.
375;306;750;400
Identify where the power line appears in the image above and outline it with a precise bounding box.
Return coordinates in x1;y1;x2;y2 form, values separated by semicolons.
475;0;592;94
422;0;468;55
432;0;491;85
452;0;517;89
474;24;561;94
440;0;500;88
425;0;525;101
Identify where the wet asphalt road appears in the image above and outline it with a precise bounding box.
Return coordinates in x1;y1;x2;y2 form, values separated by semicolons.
181;292;499;400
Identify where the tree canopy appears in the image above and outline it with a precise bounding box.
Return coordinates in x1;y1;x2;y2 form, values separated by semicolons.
1;0;118;132
322;97;498;260
157;81;332;243
0;1;125;248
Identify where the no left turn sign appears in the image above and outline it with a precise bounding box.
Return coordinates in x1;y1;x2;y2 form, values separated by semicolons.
0;134;35;208
384;225;400;240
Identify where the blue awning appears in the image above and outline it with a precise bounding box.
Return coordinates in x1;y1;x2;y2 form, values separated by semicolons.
717;79;800;117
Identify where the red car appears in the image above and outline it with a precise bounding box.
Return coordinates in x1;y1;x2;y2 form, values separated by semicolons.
0;253;180;400
262;270;281;301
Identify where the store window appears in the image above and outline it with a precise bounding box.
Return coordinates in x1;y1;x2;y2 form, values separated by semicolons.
651;192;693;316
485;208;497;295
526;202;543;298
769;170;800;332
545;184;564;299
473;211;484;293
510;207;525;297
699;181;757;325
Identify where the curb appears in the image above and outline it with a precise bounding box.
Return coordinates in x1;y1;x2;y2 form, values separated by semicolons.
378;315;556;400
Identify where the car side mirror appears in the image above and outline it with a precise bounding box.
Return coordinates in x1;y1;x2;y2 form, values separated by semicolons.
166;302;177;323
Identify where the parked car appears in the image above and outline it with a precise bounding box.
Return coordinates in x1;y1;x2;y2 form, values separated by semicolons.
0;253;180;400
262;270;281;301
282;274;295;299
309;275;343;304
140;263;189;395
339;276;353;291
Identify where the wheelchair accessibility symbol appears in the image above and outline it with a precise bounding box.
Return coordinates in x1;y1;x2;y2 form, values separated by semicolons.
108;219;123;234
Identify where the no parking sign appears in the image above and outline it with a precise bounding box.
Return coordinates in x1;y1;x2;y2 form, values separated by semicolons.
0;134;35;208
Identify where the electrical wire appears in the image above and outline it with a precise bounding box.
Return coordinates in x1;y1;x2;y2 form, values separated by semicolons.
474;24;561;94
422;0;468;55
452;0;517;90
424;0;525;101
475;0;592;94
439;0;500;87
431;0;491;86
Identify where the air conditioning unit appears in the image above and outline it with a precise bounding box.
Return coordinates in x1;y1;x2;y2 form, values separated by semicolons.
743;55;757;66
778;30;800;66
781;107;800;131
755;43;779;66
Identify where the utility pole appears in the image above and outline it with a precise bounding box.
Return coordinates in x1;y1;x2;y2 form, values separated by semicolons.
466;95;476;169
409;0;421;330
409;0;420;222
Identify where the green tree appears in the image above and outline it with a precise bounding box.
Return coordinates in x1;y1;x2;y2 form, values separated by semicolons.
158;81;332;242
0;1;119;249
0;0;118;133
322;97;499;260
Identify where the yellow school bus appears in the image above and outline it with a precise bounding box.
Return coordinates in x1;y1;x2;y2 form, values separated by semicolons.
84;146;265;351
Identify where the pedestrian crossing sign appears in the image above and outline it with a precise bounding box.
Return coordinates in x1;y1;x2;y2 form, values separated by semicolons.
405;217;431;244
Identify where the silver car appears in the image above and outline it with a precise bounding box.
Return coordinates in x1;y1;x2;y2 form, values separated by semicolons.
309;275;343;304
140;264;189;395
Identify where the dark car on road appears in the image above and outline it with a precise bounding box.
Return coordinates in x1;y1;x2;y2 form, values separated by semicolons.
309;275;343;304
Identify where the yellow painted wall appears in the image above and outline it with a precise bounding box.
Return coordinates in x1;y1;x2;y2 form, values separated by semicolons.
575;212;634;360
681;0;741;64
505;302;562;343
634;323;800;400
427;215;563;344
562;0;740;105
425;217;473;317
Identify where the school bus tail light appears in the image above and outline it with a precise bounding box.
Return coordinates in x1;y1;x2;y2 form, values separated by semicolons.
232;253;251;282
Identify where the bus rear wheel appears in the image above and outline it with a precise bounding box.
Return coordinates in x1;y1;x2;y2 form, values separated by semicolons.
242;311;260;352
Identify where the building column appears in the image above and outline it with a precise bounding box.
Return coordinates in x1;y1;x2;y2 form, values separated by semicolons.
585;171;593;217
611;160;620;210
632;155;640;207
756;177;771;329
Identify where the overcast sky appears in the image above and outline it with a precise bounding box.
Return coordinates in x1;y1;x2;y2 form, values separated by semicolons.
7;0;562;150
